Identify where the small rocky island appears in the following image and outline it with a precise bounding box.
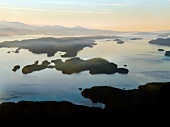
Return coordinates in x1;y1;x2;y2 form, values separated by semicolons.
158;48;164;51
12;65;20;72
114;39;124;44
130;37;143;40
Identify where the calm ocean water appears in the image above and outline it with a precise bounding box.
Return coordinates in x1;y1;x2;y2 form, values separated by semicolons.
0;34;170;108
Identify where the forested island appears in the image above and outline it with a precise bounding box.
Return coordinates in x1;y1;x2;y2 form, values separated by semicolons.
0;82;170;125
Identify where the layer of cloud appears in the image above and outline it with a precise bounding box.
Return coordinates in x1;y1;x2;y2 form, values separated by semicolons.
0;7;45;12
0;6;118;14
37;1;132;6
52;10;119;13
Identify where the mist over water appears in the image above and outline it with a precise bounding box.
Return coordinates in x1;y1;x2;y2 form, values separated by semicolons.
0;34;170;108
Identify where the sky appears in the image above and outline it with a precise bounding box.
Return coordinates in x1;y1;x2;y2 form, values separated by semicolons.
0;0;170;31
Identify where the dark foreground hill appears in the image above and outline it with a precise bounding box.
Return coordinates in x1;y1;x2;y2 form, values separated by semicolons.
0;82;170;125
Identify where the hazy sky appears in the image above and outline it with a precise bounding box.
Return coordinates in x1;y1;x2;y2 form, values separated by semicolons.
0;0;170;31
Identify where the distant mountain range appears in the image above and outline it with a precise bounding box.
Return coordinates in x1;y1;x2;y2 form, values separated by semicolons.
0;21;170;37
0;21;120;36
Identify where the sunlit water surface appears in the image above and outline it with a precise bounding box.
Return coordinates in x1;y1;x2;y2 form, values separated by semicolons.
0;34;170;108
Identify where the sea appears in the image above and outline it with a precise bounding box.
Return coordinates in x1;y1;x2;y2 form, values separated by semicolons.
0;34;170;108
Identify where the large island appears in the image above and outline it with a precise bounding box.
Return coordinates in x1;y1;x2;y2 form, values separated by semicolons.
0;82;170;125
0;36;115;57
20;57;129;75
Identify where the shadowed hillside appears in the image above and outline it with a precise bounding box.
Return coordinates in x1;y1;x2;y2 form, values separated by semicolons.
0;82;170;125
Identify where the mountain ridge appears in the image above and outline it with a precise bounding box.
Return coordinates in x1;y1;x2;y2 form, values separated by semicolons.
1;21;170;37
0;20;119;36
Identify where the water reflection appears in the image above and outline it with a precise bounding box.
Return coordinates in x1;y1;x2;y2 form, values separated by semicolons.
0;34;169;108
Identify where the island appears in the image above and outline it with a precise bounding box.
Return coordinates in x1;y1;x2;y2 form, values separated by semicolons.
114;39;124;44
0;82;170;125
165;51;170;56
21;57;129;75
148;38;170;46
0;36;114;57
22;60;53;74
158;48;165;51
12;65;20;72
130;37;143;40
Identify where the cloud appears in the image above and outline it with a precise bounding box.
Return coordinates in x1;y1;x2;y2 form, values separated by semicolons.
0;7;45;12
0;6;118;14
37;1;131;6
52;10;119;14
83;3;131;6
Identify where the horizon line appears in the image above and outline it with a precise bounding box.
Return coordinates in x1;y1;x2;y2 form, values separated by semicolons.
0;20;170;33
